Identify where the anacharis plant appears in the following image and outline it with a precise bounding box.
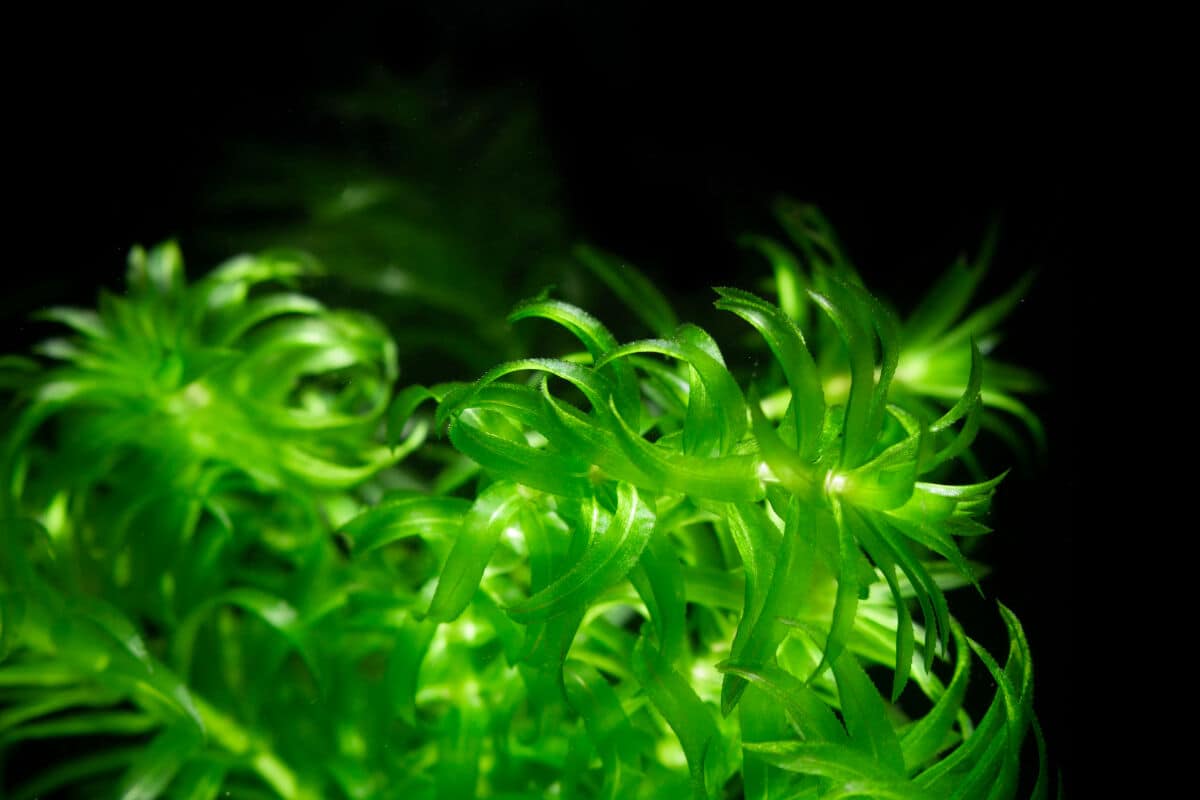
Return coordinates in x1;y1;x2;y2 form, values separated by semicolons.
0;209;1055;798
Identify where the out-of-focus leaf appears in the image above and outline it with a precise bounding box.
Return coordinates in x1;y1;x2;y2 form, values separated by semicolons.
772;199;860;285
435;705;486;800
632;635;721;800
628;526;687;665
574;244;678;338
116;725;202;800
904;255;986;349
737;235;808;326
936;272;1037;355
564;660;648;798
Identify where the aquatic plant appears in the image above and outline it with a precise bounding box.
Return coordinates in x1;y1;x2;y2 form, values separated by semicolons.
0;210;1055;798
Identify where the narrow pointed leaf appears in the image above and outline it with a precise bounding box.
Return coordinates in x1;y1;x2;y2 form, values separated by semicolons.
904;255;986;348
808;500;861;682
608;398;763;503
830;650;906;774
738;234;808;325
575;244;678;337
902;621;971;768
338;496;470;555
716;286;824;460
509;296;641;423
718;662;847;744
632;635;721;800
426;481;525;622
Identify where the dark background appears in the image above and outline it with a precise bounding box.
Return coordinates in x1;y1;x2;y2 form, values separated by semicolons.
12;5;1072;790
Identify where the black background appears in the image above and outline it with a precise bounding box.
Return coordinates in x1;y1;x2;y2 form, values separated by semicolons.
11;5;1073;791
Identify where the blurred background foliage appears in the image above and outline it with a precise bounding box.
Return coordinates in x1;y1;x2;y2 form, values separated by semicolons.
197;71;574;378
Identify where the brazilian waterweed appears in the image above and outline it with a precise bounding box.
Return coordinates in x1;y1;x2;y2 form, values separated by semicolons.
0;208;1055;798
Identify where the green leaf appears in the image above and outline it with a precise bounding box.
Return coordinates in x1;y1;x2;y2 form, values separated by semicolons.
918;606;1037;797
35;306;108;339
952;605;1034;800
564;660;648;798
837;430;920;511
901;621;971;768
0;710;157;745
737;234;808;326
116;725;202;800
435;705;486;800
600;330;747;458
426;481;525;622
721;497;820;718
935;272;1037;355
608;398;763;503
506;482;655;622
744;741;921;797
807;500;862;682
866;513;953;666
884;512;981;597
715;287;824;461
508;296;641;423
847;514;915;700
457;357;615;417
448;410;593;497
772;199;860;285
718;661;847;744
128;241;186;299
338;496;470;555
925;340;985;469
747;387;821;501
830;649;906;774
809;282;881;468
574;244;678;337
211;292;326;346
388;616;438;725
903;255;986;349
721;502;782;715
628;527;688;665
386;384;441;450
537;381;650;486
169;762;228;800
173;587;319;693
632;635;722;800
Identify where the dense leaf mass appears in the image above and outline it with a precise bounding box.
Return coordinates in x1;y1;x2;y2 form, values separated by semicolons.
1;216;1052;798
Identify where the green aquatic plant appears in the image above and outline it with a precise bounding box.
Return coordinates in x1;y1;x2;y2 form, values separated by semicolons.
0;216;1056;798
743;200;1043;458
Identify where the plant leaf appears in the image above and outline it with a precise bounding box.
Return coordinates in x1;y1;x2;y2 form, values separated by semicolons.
574;244;678;337
507;482;655;622
425;481;525;622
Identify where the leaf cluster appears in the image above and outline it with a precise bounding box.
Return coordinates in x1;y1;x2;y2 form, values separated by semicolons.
0;212;1054;798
